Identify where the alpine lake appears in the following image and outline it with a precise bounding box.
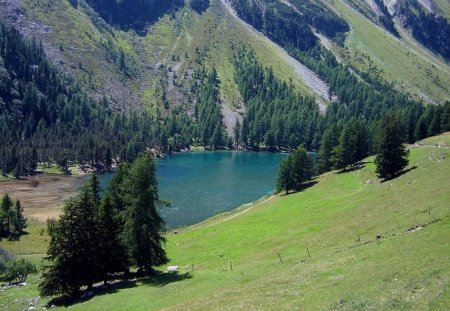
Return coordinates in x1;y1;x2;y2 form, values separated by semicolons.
99;151;289;229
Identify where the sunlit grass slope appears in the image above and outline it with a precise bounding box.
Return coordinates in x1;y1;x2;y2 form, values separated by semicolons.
1;134;449;310
326;0;450;104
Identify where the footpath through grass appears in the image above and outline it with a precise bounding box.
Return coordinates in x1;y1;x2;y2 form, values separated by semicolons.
1;136;449;310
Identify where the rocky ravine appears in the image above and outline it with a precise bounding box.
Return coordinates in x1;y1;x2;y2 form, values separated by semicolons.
221;0;333;112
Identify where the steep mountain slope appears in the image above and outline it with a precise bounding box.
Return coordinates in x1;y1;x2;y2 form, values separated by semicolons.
0;0;328;113
0;0;449;174
1;0;448;112
326;0;450;104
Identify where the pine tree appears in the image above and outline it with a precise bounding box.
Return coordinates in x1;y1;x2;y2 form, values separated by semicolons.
40;199;86;297
12;199;26;234
0;194;13;236
120;153;168;274
276;157;293;194
290;146;314;190
331;124;357;170
276;146;314;194
97;193;129;284
317;125;339;173
375;116;410;180
40;176;102;297
107;162;130;212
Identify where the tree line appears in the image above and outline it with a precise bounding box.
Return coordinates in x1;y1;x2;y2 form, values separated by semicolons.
233;46;450;156
40;153;167;297
277;114;411;193
229;0;349;50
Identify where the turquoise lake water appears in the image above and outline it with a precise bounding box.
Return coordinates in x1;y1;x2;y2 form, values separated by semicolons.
99;151;287;229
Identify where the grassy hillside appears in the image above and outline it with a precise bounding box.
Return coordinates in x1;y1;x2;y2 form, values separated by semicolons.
324;0;450;104
1;133;449;310
433;0;450;17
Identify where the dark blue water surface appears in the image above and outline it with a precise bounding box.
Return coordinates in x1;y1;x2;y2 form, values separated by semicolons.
99;151;287;229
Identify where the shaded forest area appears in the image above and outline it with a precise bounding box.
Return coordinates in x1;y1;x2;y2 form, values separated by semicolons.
70;0;184;34
398;0;450;61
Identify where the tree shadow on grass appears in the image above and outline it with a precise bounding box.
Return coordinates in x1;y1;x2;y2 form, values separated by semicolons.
380;166;418;183
141;271;192;287
280;180;319;196
336;161;370;174
46;271;192;307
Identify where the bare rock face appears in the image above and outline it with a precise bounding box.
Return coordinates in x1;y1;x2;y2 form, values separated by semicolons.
417;0;434;13
382;0;399;16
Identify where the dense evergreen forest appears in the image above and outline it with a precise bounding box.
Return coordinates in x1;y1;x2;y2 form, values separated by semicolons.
233;47;321;151
228;0;450;165
0;22;163;176
230;0;349;51
0;22;228;177
232;44;450;174
191;67;228;149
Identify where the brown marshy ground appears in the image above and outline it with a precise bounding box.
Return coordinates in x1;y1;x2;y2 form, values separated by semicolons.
0;174;88;221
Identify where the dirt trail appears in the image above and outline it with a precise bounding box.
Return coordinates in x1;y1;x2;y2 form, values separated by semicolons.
207;195;276;227
220;0;333;108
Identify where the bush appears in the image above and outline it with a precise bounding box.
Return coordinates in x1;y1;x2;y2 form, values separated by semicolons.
0;257;37;283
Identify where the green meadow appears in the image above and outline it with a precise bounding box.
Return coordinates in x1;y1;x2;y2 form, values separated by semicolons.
1;133;449;310
329;0;450;104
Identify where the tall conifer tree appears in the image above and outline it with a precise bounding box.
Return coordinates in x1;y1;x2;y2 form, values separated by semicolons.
120;154;168;273
375;116;410;180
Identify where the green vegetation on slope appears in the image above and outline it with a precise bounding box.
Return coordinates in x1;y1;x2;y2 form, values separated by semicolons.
328;0;450;104
1;134;449;310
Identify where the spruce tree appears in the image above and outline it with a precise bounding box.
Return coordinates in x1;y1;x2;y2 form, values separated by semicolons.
317;125;339;173
290;146;313;190
0;194;13;236
40;199;86;297
40;175;102;297
276;157;293;194
12;199;26;234
276;146;314;194
107;162;130;212
375;117;410;180
97;193;129;284
120;153;168;274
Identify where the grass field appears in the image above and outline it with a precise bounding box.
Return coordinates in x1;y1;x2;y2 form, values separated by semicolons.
1;133;449;310
328;0;450;104
433;0;450;17
418;131;450;146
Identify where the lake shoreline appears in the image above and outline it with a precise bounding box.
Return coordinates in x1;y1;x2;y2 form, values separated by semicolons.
1;151;287;228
